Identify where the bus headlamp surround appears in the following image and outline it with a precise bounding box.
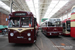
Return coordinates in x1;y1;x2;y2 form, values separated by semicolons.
28;38;31;41
27;33;31;36
10;33;14;36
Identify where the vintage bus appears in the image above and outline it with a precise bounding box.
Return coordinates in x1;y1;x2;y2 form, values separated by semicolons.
62;18;70;36
8;11;38;43
71;5;75;38
41;18;63;36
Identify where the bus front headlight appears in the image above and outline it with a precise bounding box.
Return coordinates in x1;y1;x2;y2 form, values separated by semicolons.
28;38;31;41
27;33;31;36
10;33;14;36
59;33;61;34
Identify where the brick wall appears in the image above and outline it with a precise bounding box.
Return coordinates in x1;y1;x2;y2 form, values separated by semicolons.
0;12;9;25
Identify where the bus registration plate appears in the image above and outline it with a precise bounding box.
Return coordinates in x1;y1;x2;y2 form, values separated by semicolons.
53;32;57;33
17;36;24;38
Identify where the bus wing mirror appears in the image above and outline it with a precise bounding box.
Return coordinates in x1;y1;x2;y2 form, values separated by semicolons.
6;18;9;21
6;18;8;21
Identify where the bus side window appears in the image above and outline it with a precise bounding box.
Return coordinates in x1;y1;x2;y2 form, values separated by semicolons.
48;22;53;26
45;22;47;27
66;21;70;32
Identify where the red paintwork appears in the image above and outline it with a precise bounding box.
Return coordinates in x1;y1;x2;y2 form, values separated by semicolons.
37;24;40;29
37;24;40;27
8;11;38;43
62;18;70;36
62;18;70;23
8;29;35;43
71;11;75;38
42;27;63;36
71;27;75;38
47;27;62;32
71;19;75;22
62;19;67;23
71;12;75;15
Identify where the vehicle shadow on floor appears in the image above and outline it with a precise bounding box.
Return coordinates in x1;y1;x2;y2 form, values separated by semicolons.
11;43;33;47
61;35;71;37
46;36;61;38
71;38;75;40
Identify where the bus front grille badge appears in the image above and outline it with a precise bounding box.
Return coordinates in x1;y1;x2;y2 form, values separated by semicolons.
18;29;22;31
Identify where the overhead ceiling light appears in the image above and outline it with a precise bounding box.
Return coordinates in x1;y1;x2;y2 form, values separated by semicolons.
26;0;35;16
26;0;39;24
43;0;70;18
43;0;59;18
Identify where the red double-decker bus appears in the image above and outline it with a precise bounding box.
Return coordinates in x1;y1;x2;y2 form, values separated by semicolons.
8;11;38;43
71;5;75;38
62;18;70;36
41;18;63;36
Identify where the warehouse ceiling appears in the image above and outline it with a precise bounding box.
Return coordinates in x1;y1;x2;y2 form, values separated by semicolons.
1;0;30;12
52;0;75;18
0;0;75;24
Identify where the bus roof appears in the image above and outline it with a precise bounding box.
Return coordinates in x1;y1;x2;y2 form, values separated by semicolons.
71;5;75;10
62;18;70;23
9;11;34;18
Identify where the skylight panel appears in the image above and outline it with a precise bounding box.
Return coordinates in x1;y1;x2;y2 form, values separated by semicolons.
26;0;35;16
44;0;59;18
34;0;39;24
26;0;39;23
44;0;69;18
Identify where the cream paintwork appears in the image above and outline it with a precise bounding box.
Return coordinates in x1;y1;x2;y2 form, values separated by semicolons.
8;28;34;33
71;22;75;27
71;6;75;27
71;14;75;20
71;5;75;10
65;31;70;34
63;29;70;34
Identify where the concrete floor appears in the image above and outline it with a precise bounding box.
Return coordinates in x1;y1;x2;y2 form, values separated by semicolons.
47;35;75;50
0;31;75;50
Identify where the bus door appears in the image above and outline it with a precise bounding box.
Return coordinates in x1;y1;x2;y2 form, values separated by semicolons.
62;23;65;33
66;20;70;32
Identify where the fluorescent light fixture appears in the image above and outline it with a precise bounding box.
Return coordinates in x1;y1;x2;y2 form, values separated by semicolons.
26;0;35;15
34;0;39;24
26;0;39;24
44;0;59;18
44;0;69;18
0;1;15;12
